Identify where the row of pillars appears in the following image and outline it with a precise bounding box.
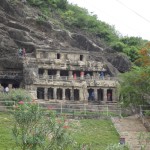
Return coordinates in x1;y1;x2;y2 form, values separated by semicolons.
40;69;102;79
37;87;116;102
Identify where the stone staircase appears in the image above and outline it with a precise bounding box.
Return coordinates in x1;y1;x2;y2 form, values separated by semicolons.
112;116;150;150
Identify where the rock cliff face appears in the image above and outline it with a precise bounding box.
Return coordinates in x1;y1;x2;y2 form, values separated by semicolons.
0;0;131;75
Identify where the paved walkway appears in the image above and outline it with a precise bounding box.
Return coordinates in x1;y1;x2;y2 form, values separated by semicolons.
112;116;150;150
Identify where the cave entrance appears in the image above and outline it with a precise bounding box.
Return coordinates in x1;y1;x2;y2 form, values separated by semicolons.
0;79;20;89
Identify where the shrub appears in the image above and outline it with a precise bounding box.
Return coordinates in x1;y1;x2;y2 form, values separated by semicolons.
0;89;32;106
12;100;86;150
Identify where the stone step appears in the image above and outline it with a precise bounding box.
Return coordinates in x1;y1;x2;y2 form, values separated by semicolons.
112;116;150;150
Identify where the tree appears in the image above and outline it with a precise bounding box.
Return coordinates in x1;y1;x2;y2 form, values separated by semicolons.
119;42;150;107
135;42;150;66
119;66;150;107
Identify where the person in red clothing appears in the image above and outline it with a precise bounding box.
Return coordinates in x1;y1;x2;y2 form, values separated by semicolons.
22;48;26;57
107;92;112;101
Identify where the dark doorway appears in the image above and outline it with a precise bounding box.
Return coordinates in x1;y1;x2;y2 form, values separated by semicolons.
98;89;103;101
74;89;79;101
80;55;83;61
12;83;20;88
57;88;62;100
60;70;69;76
38;68;44;78
107;89;113;101
57;53;61;59
48;88;53;99
65;89;71;100
1;83;8;88
48;70;57;76
88;89;94;101
37;87;44;99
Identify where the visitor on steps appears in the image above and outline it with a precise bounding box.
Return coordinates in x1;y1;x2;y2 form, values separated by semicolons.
22;48;26;57
18;48;22;57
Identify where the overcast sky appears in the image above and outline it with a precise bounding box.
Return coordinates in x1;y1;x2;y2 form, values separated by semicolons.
67;0;150;40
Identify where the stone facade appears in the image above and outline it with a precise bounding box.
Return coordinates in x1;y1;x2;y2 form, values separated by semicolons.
0;48;118;104
23;49;118;104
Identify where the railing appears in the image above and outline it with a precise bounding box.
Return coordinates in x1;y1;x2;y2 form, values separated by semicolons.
0;101;121;118
38;75;117;81
139;105;150;131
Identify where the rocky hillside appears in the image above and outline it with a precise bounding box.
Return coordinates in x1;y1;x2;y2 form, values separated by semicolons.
0;0;131;76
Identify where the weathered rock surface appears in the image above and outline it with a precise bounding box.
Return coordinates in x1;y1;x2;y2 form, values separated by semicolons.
0;0;131;75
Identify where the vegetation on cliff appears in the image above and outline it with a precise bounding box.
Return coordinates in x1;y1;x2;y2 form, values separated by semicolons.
24;0;148;63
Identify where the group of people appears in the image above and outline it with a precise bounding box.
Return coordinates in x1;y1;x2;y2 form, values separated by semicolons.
18;48;26;57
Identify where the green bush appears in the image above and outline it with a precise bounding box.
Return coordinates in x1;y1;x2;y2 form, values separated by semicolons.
0;89;32;106
106;143;129;150
12;101;85;150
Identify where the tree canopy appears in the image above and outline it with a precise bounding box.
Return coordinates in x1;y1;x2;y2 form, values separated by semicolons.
119;42;150;107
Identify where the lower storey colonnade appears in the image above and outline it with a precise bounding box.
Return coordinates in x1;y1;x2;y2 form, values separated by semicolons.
37;87;116;102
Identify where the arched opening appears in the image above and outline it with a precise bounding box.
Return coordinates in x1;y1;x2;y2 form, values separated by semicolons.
48;88;53;99
37;87;44;99
107;89;113;101
65;89;71;100
74;89;79;101
57;88;62;100
88;88;94;101
98;89;103;101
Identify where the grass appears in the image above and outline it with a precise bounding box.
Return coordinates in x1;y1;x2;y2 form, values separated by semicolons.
0;112;120;150
72;119;119;150
0;112;16;150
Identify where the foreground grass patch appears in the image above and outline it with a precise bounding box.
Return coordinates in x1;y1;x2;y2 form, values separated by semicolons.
0;112;119;150
72;119;119;150
0;112;16;150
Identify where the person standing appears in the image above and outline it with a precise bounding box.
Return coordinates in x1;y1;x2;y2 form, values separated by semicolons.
5;86;9;94
22;48;26;57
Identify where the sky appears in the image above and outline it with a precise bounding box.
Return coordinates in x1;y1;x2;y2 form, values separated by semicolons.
67;0;150;40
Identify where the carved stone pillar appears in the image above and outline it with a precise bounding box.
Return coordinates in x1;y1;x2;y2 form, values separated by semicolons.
79;89;84;101
80;71;84;80
44;88;48;100
56;70;60;79
69;71;73;79
53;88;57;100
94;89;98;101
103;88;107;103
71;88;74;101
8;84;13;90
62;88;66;100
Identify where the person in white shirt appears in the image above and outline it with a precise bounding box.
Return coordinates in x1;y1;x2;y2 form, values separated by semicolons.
5;87;9;93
